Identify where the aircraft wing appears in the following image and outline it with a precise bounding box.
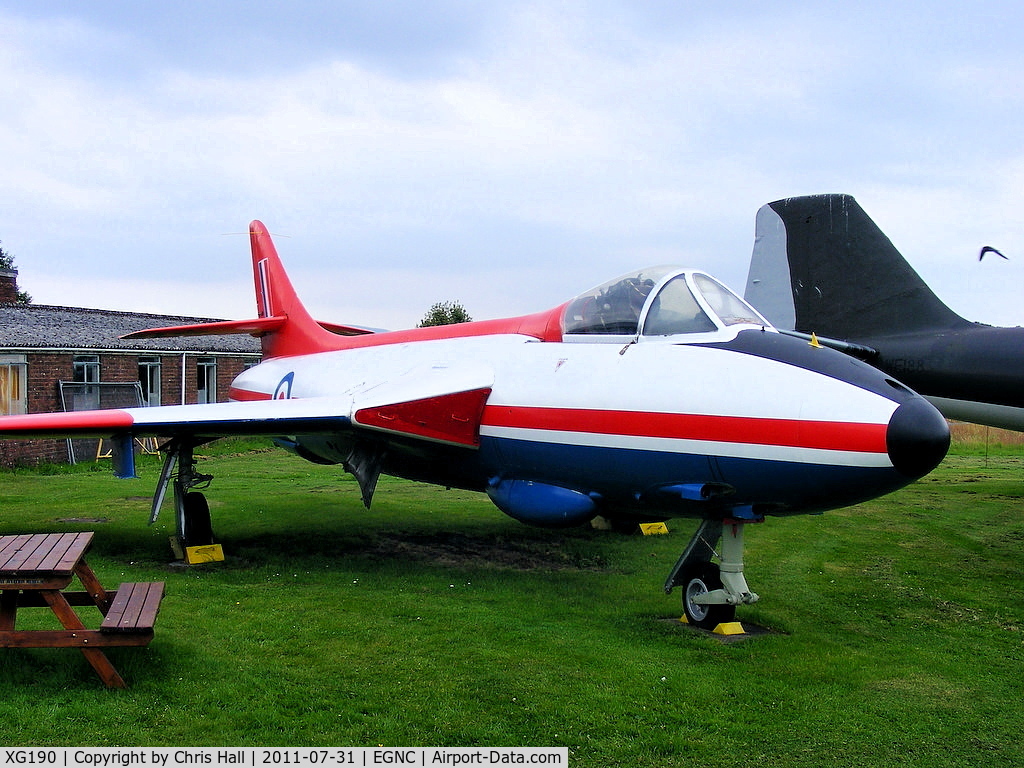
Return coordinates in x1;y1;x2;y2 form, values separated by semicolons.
0;397;354;440
0;362;495;447
0;362;495;500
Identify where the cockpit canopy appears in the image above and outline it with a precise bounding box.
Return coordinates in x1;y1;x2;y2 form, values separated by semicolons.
562;266;770;340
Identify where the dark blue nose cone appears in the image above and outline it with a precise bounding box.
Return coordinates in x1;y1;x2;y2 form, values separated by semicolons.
886;397;950;478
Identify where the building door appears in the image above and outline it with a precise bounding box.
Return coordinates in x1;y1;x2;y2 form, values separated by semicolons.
197;358;217;404
0;355;27;415
139;356;161;407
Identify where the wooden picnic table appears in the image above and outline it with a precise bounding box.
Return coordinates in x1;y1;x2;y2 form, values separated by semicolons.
0;531;164;688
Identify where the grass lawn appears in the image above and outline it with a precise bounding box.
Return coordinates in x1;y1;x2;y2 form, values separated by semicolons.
0;433;1021;766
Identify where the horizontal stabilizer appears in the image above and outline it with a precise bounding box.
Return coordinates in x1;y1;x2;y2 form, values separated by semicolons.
123;316;287;340
122;316;373;341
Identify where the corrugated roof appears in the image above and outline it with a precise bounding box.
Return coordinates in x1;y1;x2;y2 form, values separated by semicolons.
0;304;261;354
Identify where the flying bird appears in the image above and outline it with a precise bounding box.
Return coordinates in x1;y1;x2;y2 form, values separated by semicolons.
979;246;1008;261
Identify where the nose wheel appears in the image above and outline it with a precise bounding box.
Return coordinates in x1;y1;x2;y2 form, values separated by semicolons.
680;561;736;630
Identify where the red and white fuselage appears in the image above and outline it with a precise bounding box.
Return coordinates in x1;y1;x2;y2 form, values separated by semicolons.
219;319;943;526
0;223;949;529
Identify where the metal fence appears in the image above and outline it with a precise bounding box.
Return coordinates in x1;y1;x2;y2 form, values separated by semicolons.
58;381;148;464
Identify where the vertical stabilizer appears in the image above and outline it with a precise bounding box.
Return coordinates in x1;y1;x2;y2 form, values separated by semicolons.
744;194;970;339
249;221;339;358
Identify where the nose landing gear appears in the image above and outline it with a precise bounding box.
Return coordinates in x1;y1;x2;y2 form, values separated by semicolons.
665;517;761;630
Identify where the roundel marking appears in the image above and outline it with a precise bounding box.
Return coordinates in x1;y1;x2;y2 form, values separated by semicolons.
274;372;295;400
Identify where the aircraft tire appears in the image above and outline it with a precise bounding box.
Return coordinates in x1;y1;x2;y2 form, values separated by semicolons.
681;562;734;630
182;491;215;547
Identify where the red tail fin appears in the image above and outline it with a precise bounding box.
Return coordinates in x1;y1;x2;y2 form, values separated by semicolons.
249;221;339;358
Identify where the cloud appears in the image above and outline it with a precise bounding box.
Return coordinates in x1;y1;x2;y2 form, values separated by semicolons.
1;2;1023;329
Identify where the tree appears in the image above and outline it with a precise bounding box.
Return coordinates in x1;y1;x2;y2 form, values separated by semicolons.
0;241;31;304
418;300;472;327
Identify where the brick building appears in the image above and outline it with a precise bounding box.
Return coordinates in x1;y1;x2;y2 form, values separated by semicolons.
0;270;261;466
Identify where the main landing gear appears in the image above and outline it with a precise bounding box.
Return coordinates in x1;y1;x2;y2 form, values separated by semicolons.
150;439;216;550
664;517;761;630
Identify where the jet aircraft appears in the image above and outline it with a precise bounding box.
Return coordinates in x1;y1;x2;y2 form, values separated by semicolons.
745;194;1024;432
0;222;950;627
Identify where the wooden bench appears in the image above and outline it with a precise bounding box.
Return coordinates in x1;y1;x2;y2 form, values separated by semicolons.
101;582;165;634
0;533;167;687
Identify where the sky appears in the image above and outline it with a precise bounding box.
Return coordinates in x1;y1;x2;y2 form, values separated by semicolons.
1;1;1022;330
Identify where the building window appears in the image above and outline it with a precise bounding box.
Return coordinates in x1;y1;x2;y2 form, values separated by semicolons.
139;356;161;407
0;355;27;415
197;358;217;404
73;355;100;383
71;354;101;409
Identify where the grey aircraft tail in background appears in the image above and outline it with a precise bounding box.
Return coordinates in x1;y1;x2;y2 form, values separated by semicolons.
744;193;1024;431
